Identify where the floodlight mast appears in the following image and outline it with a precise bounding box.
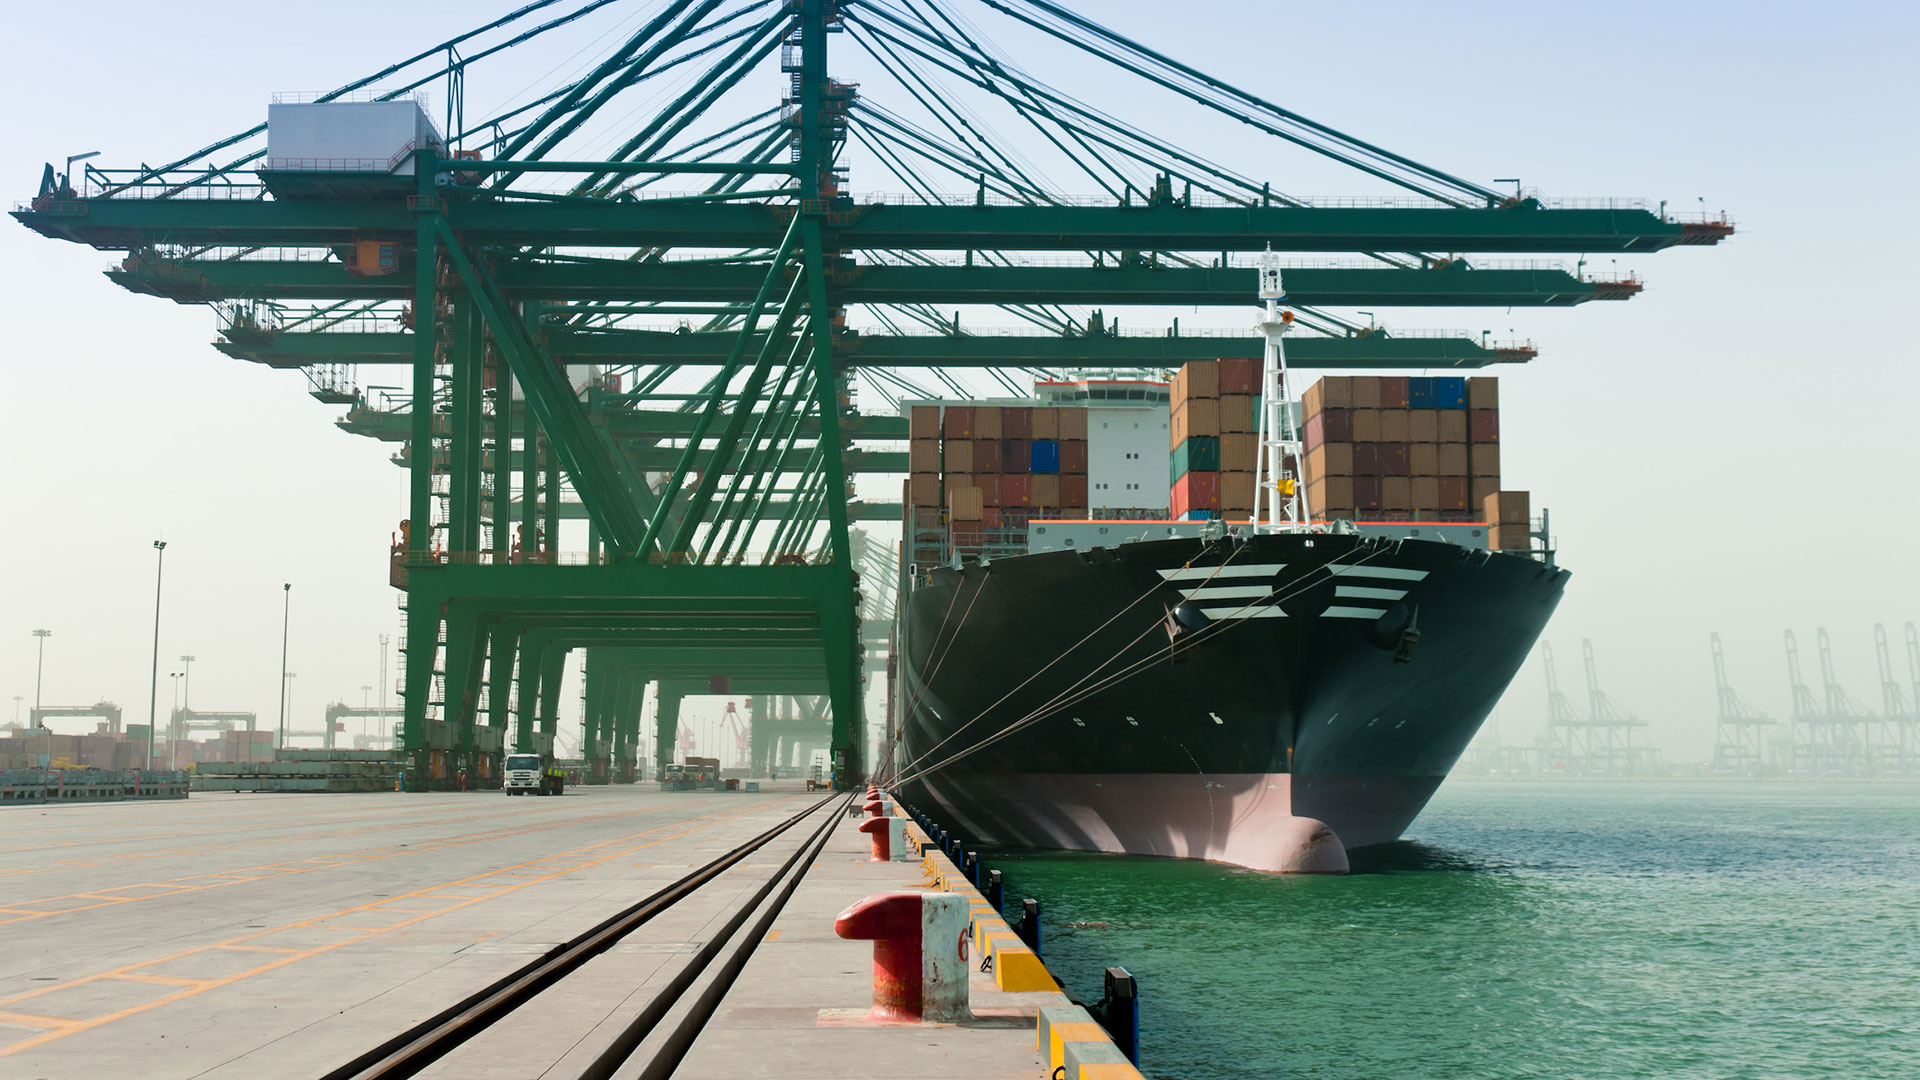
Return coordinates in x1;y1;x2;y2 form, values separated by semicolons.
1252;250;1308;532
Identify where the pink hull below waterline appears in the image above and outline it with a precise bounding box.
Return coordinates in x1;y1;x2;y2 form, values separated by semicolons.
910;773;1432;874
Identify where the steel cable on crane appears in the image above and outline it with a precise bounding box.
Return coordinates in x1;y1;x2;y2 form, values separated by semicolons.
891;542;1401;789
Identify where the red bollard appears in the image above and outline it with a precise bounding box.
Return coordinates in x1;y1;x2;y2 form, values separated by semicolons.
859;816;890;861
863;798;885;817
833;891;971;1023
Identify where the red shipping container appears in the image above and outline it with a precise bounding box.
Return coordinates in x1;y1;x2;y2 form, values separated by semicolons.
1170;471;1221;518
976;475;1001;506
1001;473;1032;506
941;406;974;439
1001;439;1032;473
1059;474;1088;507
1469;409;1500;443
1352;443;1381;476
1218;356;1261;396
1060;440;1088;473
982;507;1004;528
1377;443;1410;476
1002;406;1032;439
1352;476;1384;510
1378;376;1410;409
1437;476;1470;510
973;439;1003;474
1303;408;1353;452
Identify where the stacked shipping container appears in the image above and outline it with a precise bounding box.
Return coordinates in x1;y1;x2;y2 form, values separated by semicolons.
905;402;1091;563
1300;375;1532;550
1169;358;1259;520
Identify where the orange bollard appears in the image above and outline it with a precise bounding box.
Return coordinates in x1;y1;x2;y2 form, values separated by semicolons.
833;891;971;1023
858;815;890;861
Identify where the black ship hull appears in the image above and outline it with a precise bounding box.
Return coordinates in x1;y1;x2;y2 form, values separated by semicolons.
892;532;1568;872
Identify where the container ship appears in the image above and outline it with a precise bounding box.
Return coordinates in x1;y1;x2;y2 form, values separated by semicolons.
887;302;1567;873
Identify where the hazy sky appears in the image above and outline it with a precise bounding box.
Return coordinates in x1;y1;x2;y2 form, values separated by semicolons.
2;1;1915;762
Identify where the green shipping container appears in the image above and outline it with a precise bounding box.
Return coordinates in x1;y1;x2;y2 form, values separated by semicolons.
1171;436;1222;481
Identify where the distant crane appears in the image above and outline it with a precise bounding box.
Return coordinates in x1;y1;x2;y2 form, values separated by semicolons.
1542;643;1588;774
721;701;750;771
1580;639;1655;776
1710;633;1776;776
1816;628;1874;775
1874;624;1917;775
1783;630;1827;775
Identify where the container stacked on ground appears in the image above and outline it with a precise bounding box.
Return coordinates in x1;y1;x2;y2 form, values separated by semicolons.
1299;374;1531;549
904;402;1090;563
1169;358;1259;520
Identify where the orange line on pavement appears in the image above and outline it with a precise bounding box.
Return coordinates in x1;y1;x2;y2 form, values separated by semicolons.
0;796;801;1060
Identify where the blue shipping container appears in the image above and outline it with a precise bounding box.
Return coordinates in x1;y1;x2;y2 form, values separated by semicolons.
1435;377;1467;409
1179;509;1215;521
1030;439;1060;474
1408;376;1436;409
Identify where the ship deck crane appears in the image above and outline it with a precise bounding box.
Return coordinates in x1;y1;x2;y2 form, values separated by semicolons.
1710;633;1776;776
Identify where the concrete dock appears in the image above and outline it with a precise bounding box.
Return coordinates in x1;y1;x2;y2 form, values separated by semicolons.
0;785;1108;1078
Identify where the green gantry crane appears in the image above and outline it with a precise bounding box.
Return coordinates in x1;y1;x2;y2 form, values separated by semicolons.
14;0;1729;791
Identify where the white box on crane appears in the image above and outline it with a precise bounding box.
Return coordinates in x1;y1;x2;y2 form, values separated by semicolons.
265;97;444;174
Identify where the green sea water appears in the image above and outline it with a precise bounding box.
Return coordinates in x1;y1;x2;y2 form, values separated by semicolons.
987;782;1920;1080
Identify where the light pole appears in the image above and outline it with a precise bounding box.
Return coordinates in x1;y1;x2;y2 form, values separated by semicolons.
179;655;196;710
147;541;167;771
32;629;51;713
285;674;298;745
171;673;183;711
278;583;291;748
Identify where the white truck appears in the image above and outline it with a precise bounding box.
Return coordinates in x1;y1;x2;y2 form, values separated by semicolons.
504;753;565;796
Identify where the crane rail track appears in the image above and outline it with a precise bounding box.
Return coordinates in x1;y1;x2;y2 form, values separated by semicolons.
320;791;851;1080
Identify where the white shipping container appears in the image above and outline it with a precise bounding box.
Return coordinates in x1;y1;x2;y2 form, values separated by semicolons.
266;100;443;175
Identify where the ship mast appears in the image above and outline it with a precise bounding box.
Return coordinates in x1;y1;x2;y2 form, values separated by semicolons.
1252;250;1308;531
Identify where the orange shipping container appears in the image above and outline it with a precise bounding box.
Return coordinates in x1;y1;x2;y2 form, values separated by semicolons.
1470;444;1501;477
1171;361;1221;407
1030;473;1060;507
1411;476;1441;511
1409;443;1439;476
945;439;975;474
974;406;1004;440
1381;409;1411;442
1059;474;1088;508
1352;408;1383;443
1171;398;1222;444
1217;394;1254;434
910;405;940;441
942;405;974;439
1438;443;1469;477
1489;523;1530;551
1058;407;1089;440
947;486;984;521
1218;356;1260;396
1438;410;1468;443
1220;471;1256;510
1408;409;1438;443
909;438;940;474
1483;489;1530;525
1220;432;1257;472
1307;476;1354;517
1000;473;1030;506
1032;407;1060;440
1467;376;1499;409
1471;476;1500;508
909;473;940;507
1307;443;1354;482
1437;476;1470;510
1060;440;1088;473
1382;476;1412;511
1304;376;1354;416
976;475;1002;507
1351;376;1383;409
